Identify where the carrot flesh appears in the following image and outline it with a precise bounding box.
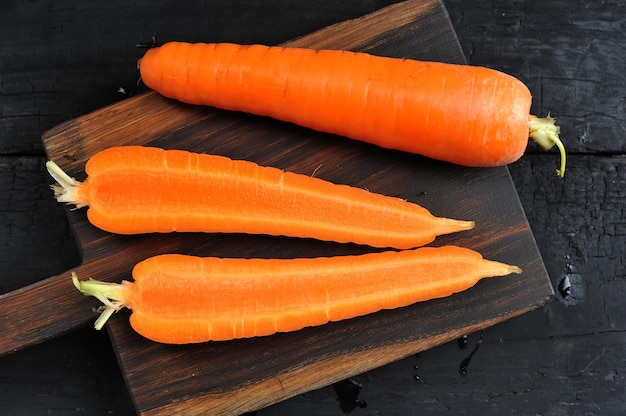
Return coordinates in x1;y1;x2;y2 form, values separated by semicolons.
47;146;474;249
72;245;522;344
138;42;566;176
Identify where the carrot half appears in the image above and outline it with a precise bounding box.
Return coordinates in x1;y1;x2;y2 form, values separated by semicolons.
72;245;522;344
138;42;566;176
46;146;474;249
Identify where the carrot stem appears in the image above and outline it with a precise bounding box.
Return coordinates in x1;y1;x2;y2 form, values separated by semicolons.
71;272;130;330
528;115;566;177
46;161;89;209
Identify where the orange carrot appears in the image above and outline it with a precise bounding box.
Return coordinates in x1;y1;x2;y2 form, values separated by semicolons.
46;145;474;249
138;42;566;176
72;245;521;343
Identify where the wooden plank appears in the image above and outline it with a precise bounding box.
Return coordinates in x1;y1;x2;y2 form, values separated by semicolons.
1;0;553;414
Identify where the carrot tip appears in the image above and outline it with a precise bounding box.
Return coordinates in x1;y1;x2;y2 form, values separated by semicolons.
484;260;522;278
444;218;475;233
528;115;566;177
46;161;89;209
463;220;476;230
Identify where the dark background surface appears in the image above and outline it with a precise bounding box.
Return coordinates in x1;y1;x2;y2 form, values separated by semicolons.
1;0;624;414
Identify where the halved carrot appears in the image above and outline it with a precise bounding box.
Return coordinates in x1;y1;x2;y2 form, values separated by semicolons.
72;245;522;344
138;42;566;176
47;145;474;249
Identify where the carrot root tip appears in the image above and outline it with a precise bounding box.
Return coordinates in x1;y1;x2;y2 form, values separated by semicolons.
528;115;566;177
71;272;129;330
508;265;523;275
461;220;475;231
46;161;89;209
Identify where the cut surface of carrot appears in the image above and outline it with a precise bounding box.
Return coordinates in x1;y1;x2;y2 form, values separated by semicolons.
47;146;474;249
72;245;522;344
138;42;566;176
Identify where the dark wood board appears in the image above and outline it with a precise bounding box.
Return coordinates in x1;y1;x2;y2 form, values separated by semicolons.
0;0;553;414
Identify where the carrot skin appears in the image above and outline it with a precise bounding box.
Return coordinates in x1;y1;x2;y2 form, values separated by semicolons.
73;246;522;344
49;145;474;249
139;42;533;168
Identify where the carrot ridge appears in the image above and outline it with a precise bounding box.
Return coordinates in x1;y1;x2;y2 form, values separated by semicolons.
48;146;474;249
138;41;565;173
72;246;522;344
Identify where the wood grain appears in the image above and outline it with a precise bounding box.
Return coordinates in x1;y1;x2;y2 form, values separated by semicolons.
5;0;624;415
0;0;553;414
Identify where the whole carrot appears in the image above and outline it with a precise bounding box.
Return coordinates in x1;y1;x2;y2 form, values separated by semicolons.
47;146;473;249
138;42;566;176
72;246;522;343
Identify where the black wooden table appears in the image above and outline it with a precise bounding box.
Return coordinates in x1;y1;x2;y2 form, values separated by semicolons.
1;1;624;414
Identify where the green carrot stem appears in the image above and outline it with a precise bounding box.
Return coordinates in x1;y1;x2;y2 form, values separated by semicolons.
529;115;566;178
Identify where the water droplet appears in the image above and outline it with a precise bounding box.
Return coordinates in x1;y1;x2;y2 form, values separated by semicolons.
558;273;585;306
558;275;571;298
458;335;469;349
333;379;367;413
459;332;483;376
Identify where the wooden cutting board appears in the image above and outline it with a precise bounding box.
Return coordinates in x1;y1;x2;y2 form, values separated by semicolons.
1;0;553;414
